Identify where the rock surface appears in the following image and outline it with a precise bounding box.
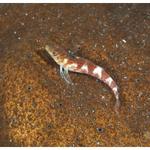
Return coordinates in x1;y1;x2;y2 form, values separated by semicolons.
0;4;150;146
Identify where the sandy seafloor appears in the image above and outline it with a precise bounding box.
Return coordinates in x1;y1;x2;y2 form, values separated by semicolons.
0;4;150;146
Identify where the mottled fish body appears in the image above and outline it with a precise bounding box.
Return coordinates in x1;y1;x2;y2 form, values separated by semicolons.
45;44;120;113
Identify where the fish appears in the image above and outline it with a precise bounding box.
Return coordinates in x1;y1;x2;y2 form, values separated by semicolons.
45;43;120;114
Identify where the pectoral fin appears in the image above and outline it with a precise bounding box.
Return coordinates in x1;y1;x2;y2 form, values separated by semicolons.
60;65;73;85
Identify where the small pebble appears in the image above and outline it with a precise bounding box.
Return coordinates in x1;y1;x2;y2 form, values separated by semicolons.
25;13;28;16
96;141;100;145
